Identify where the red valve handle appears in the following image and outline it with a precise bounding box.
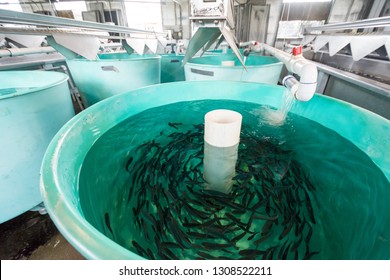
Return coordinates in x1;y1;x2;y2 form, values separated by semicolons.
292;45;302;56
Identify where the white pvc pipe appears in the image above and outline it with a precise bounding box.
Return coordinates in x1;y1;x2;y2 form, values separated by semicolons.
262;44;318;102
0;47;56;58
203;110;242;194
204;110;242;148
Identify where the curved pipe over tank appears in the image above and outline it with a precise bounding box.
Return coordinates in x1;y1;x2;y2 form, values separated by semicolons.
262;44;318;102
239;41;318;101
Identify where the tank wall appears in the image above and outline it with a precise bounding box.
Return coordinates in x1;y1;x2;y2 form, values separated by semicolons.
67;55;161;107
185;55;283;84
160;54;185;83
188;54;280;66
0;73;74;223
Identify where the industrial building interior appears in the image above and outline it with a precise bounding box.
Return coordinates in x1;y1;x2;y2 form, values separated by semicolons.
0;0;389;260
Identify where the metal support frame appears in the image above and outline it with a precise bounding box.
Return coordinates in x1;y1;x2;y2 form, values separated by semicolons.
0;9;167;58
184;0;244;65
301;14;390;61
314;61;390;99
306;16;390;32
0;9;165;37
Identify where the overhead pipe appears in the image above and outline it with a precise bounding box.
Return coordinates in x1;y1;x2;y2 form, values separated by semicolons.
239;41;318;101
0;46;56;58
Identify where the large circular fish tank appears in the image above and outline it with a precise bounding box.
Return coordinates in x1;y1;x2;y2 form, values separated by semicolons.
40;81;390;259
66;52;161;107
185;54;283;84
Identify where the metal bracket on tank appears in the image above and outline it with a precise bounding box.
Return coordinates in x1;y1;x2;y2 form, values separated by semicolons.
30;202;48;215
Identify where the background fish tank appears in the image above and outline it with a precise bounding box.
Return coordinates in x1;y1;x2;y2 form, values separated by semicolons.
66;52;161;107
185;55;283;85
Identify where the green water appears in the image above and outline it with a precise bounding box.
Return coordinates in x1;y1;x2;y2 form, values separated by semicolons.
79;100;390;260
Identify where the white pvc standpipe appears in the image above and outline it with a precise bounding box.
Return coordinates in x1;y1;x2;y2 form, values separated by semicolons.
203;110;242;194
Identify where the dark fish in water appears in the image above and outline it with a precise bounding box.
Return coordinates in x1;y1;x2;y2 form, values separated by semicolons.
183;201;209;220
261;219;274;236
104;212;113;235
282;243;291;260
232;208;247;215
239;249;266;256
186;231;212;239
279;215;295;240
125;156;133;172
146;248;154;259
233;173;251;181
201;242;233;250
247;232;258;241
204;225;233;242
167;216;192;249
132;240;148;257
231;231;246;244
290;234;303;253
197;251;216;259
263;246;276;260
141;209;161;233
254;231;273;246
225;213;247;228
159;242;184;250
305;226;313;244
168;122;182;129
303;244;320;260
277;241;289;260
252;213;278;221
303;188;316;224
159;247;177;260
226;214;254;234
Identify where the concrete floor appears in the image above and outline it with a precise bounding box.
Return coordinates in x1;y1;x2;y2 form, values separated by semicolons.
28;232;84;260
0;210;84;260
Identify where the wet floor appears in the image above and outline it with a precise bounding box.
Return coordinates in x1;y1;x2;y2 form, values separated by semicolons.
0;210;84;260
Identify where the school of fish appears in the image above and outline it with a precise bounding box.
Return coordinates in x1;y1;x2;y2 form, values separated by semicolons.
104;122;319;260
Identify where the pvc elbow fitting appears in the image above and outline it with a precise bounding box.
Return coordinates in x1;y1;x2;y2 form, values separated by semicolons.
287;62;317;102
296;82;317;102
282;75;316;102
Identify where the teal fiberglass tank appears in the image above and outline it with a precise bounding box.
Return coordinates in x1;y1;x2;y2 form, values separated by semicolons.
0;70;74;223
160;54;185;83
185;54;283;84
66;52;161;107
40;81;390;260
